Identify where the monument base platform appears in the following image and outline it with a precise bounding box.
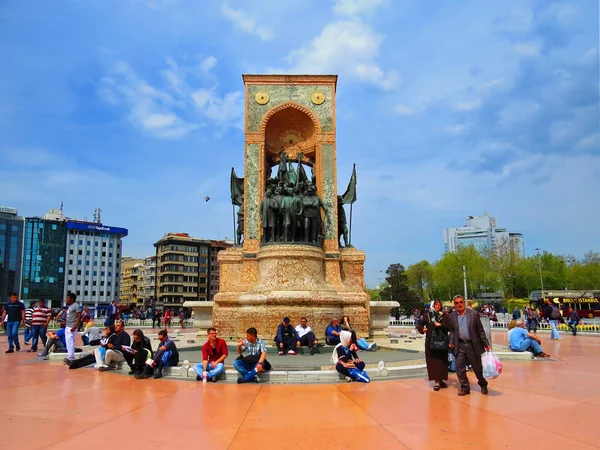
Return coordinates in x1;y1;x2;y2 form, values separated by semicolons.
213;244;370;339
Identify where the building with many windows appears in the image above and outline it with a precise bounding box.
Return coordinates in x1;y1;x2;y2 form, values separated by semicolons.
21;209;68;307
119;257;144;306
0;206;24;303
154;233;231;311
140;255;157;307
64;221;128;307
444;213;525;256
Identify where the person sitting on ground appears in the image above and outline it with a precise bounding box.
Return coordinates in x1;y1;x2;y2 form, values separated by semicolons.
82;325;101;346
95;320;130;371
234;327;271;384
136;329;179;379
325;317;342;345
194;327;228;382
123;329;153;376
509;319;550;358
507;320;517;338
295;317;318;355
38;322;67;359
275;317;299;355
332;330;370;383
340;315;377;351
93;325;116;369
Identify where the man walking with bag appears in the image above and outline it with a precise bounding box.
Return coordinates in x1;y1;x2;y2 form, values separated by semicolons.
448;295;491;396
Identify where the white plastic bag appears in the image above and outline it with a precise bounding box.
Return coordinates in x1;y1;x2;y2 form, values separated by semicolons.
481;350;502;379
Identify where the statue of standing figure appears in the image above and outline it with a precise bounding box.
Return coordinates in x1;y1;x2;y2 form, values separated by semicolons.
260;186;277;243
280;187;294;242
302;184;326;243
277;149;288;184
337;195;349;247
236;201;244;245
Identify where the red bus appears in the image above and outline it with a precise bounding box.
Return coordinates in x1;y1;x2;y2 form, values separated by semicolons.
530;290;600;318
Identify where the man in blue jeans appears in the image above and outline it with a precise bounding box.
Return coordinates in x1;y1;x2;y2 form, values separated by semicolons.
29;299;52;353
509;320;550;357
567;307;579;336
544;299;562;340
2;293;25;353
234;327;271;384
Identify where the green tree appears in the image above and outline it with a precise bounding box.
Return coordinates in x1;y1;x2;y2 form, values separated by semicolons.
406;260;434;301
380;263;420;315
567;251;600;289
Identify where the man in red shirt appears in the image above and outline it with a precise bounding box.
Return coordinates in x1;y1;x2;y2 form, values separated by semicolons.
193;327;228;383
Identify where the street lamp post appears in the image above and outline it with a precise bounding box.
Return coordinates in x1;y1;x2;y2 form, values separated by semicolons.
535;248;544;298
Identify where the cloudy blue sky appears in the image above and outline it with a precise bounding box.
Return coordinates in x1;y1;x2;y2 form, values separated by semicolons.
1;0;598;286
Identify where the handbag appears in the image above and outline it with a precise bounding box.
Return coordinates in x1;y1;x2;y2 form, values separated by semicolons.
429;329;449;351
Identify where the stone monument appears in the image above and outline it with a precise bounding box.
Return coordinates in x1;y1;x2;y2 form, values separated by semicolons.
213;75;370;339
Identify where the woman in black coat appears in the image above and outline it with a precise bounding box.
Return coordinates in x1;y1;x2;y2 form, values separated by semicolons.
417;299;450;391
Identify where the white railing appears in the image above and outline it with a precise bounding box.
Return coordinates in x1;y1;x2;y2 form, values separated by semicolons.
388;318;600;333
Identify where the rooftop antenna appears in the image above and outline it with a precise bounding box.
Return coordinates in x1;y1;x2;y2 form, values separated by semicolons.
60;201;64;212
93;208;102;224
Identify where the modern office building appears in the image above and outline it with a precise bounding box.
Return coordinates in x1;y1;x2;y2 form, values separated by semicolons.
0;206;24;304
154;233;232;311
119;257;144;306
64;219;128;307
21;209;68;307
444;213;525;256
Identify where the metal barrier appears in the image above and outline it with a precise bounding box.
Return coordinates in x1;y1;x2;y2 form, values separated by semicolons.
389;319;600;333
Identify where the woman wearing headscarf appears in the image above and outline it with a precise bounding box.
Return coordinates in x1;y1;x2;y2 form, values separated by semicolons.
417;299;450;391
341;315;377;351
332;330;370;383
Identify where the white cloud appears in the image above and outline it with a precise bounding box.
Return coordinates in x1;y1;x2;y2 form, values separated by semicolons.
221;4;273;41
281;20;398;90
200;56;217;72
333;0;388;16
393;105;416;115
513;43;540;57
445;124;469;135
455;100;482;111
192;89;243;126
99;58;242;138
576;132;600;150
584;48;597;57
142;112;177;129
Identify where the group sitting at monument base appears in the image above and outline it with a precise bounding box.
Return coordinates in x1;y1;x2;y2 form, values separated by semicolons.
42;315;380;384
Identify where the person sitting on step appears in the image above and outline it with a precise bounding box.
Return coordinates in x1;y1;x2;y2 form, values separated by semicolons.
124;329;153;376
194;327;228;382
275;317;299;355
332;330;370;383
95;320;130;371
136;329;179;379
234;327;271;384
341;315;377;351
295;317;318;355
325;317;342;345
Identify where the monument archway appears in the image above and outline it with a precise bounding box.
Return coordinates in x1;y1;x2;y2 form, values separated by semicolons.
213;75;371;339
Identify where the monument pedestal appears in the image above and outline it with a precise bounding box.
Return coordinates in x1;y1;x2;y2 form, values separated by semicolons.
213;245;370;339
369;301;399;338
182;301;214;336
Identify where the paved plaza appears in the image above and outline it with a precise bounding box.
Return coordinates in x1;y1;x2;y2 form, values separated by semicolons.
1;330;599;449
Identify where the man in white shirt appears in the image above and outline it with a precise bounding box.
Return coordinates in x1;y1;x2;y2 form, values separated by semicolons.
295;317;318;355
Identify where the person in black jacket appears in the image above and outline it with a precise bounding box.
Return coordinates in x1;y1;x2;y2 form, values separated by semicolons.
275;317;299;355
124;329;153;376
96;320;131;371
136;329;179;379
417;300;451;391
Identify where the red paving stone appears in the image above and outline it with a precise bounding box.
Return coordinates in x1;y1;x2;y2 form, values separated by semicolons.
1;330;599;449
